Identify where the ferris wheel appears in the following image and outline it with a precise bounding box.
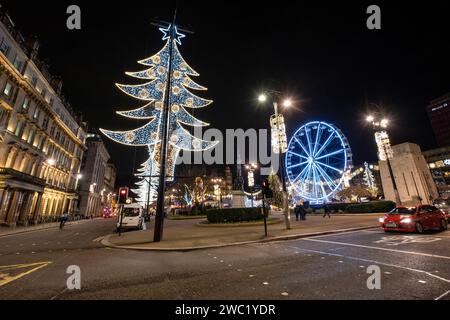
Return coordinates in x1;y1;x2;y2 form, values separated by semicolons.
285;121;352;203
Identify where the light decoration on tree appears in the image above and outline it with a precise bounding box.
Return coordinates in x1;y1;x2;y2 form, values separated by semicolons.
363;161;378;195
100;24;218;203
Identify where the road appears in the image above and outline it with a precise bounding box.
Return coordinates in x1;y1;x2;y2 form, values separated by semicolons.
0;218;449;300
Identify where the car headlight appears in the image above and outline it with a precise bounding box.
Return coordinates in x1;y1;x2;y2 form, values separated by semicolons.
401;218;412;224
378;218;385;223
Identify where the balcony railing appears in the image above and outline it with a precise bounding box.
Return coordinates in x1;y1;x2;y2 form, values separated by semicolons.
0;167;46;187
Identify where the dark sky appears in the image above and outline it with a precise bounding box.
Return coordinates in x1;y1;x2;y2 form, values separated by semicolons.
3;1;450;187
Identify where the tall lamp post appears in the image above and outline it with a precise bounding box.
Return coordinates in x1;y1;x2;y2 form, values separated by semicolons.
258;91;291;229
366;111;401;205
245;163;257;207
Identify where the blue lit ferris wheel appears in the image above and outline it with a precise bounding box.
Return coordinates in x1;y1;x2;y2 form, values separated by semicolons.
285;121;353;203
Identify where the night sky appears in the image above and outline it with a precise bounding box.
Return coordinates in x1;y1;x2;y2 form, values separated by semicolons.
3;1;450;187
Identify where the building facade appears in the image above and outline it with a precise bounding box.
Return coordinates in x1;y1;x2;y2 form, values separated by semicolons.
379;143;439;205
427;93;450;147
0;11;87;226
422;146;450;199
78;133;116;217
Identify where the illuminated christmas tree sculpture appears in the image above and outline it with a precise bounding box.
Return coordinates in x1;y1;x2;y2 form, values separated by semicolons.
363;162;378;196
100;24;217;203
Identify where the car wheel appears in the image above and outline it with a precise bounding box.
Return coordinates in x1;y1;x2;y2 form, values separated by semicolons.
415;222;424;234
440;219;448;231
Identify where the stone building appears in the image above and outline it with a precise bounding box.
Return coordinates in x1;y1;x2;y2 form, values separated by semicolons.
379;143;438;205
0;11;87;226
422;146;450;199
78;133;115;217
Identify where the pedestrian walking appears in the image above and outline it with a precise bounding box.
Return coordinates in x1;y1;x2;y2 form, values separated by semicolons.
323;206;331;219
59;212;69;230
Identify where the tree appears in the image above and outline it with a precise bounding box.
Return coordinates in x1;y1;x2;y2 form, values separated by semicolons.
267;173;284;209
100;24;217;203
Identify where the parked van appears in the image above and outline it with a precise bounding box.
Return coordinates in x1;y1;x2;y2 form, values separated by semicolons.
117;203;143;232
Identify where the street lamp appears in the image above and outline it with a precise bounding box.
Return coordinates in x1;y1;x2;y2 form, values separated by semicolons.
46;158;56;166
258;90;291;229
366;110;401;205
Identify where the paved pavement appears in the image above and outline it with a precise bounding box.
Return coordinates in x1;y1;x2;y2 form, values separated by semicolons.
103;212;383;250
0;216;449;300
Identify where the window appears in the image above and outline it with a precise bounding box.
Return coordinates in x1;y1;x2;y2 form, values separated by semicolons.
33;108;40;120
12;55;22;71
41;88;47;98
31;76;37;86
27;128;36;144
3;82;12;96
42;117;49;130
14;120;24;137
0;40;10;55
22;98;30;110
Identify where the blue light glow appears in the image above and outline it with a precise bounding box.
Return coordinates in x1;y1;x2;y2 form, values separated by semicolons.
285;121;352;204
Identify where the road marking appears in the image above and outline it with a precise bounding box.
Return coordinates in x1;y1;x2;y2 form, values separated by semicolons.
263;282;269;285
288;246;450;284
309;228;379;238
281;292;289;296
418;280;427;284
0;262;52;287
302;238;450;260
374;236;442;246
435;290;450;300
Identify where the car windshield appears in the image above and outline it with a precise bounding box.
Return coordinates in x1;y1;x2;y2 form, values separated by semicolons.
389;207;416;215
123;208;140;217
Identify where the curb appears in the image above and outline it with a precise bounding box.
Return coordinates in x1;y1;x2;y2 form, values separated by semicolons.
195;218;283;228
0;219;94;238
101;225;379;252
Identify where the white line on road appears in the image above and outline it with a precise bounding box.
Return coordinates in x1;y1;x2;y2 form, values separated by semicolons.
435;290;450;300
302;238;450;260
287;246;450;285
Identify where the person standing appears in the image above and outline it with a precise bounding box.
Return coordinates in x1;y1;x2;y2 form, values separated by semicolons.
294;201;301;221
299;200;307;220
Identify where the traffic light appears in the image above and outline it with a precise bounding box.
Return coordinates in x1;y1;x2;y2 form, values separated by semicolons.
118;187;129;204
261;179;274;198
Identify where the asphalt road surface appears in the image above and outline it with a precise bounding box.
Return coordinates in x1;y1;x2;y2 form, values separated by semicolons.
0;218;449;300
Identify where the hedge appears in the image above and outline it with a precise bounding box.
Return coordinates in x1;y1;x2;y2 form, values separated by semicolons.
207;208;268;223
324;203;353;213
345;201;396;213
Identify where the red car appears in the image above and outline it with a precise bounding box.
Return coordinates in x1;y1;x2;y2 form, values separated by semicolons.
379;205;448;233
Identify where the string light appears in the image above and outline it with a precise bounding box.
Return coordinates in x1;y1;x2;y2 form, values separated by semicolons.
100;24;218;203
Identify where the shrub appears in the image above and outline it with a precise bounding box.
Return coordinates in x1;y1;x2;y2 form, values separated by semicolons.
178;209;204;216
345;201;396;213
206;208;268;223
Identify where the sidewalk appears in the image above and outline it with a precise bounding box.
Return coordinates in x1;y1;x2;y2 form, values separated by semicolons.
0;218;98;237
102;212;383;251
